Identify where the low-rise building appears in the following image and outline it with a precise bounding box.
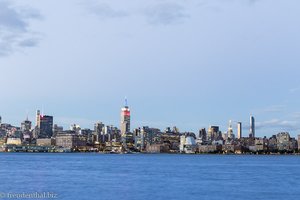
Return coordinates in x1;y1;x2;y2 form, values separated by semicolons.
289;138;298;151
268;135;277;152
180;135;196;154
56;134;87;149
277;132;291;151
255;137;265;151
297;135;300;151
222;144;235;153
6;138;22;145
36;138;55;146
198;144;221;153
146;143;169;153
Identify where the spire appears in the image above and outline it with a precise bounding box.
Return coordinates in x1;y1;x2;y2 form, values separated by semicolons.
26;109;29;121
229;120;232;128
125;97;128;107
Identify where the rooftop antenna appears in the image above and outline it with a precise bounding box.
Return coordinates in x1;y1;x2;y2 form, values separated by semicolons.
26;109;29;121
125;97;128;107
229;120;232;128
42;105;44;117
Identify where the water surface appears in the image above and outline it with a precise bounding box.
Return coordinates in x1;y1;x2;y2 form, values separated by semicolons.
0;154;299;200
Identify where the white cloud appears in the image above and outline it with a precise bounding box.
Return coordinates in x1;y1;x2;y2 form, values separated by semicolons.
144;2;189;25
289;87;300;93
256;119;300;132
84;1;129;20
262;105;287;113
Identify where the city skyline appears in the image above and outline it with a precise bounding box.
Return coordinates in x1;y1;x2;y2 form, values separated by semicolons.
1;100;300;154
0;104;299;138
1;0;300;136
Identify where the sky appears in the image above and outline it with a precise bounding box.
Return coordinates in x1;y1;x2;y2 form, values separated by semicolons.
0;0;300;137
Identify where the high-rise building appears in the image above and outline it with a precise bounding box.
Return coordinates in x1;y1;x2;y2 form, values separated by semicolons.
0;116;2;124
94;122;104;143
227;120;234;139
94;122;104;134
199;128;207;141
120;99;130;135
70;124;81;134
249;116;255;138
36;110;53;138
36;110;40;127
237;122;242;139
207;126;221;141
21;117;32;132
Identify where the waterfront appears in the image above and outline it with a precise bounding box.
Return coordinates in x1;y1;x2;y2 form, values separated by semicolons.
0;154;300;200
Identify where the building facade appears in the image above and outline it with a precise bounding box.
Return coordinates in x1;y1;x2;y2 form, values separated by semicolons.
237;122;242;139
249;116;255;138
35;110;53;138
56;133;87;149
120;100;130;135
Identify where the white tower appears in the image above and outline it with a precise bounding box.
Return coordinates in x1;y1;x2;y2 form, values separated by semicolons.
237;122;242;139
250;115;255;138
227;120;234;139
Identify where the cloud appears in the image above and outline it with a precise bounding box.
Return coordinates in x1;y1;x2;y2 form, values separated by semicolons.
85;2;129;20
82;1;190;26
291;112;300;119
0;1;41;56
144;2;189;25
262;105;287;113
18;38;39;47
247;0;260;5
256;119;300;132
252;105;287;115
289;87;300;93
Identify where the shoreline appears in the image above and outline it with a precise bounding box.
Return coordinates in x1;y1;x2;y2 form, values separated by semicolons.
1;152;300;156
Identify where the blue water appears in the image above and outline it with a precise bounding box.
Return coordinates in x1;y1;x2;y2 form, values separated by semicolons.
0;154;300;200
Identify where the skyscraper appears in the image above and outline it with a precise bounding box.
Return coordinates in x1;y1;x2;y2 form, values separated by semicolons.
120;98;130;135
199;128;207;141
36;110;40;127
249;115;255;138
227;120;234;139
21;117;32;132
207;126;220;141
237;122;242;139
94;122;104;135
94;122;104;143
35;110;53;138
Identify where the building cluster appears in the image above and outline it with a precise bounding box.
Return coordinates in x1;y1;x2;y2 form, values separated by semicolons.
0;104;300;154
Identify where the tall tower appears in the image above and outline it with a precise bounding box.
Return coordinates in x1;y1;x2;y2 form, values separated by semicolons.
39;115;53;138
21;117;32;132
94;122;104;143
237;122;242;139
199;128;207;141
120;98;130;135
249;115;255;138
35;109;53;138
227;120;234;139
36;110;41;128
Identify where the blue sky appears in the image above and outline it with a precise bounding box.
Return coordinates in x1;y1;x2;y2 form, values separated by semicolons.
0;0;300;137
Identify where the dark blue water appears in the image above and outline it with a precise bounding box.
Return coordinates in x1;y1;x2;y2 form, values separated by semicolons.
0;154;300;200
